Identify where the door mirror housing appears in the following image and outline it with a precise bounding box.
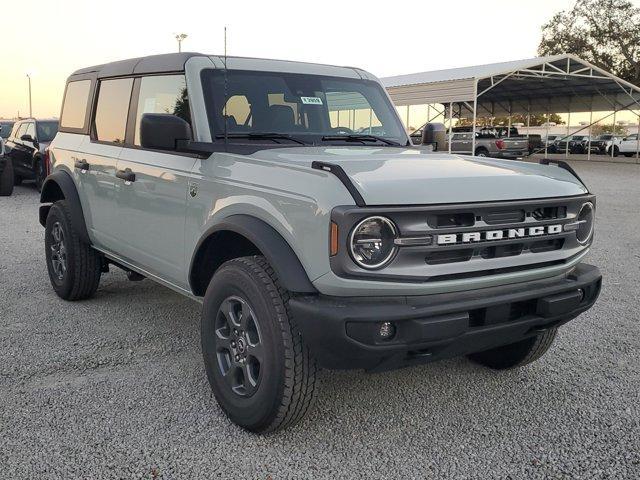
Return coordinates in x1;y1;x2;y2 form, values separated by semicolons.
20;134;34;142
140;113;192;151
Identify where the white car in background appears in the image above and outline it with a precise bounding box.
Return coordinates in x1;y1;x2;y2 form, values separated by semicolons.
607;134;639;157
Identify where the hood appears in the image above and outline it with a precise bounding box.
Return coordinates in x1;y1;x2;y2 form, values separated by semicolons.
254;147;588;205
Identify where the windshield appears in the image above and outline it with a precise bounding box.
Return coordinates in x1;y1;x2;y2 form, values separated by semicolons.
596;135;612;140
201;70;408;146
37;121;59;142
0;122;14;139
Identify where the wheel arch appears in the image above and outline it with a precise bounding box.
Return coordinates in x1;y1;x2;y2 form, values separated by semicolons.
189;215;317;297
39;170;90;244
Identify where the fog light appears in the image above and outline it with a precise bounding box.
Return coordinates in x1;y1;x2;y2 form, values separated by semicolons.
577;288;585;301
379;322;396;340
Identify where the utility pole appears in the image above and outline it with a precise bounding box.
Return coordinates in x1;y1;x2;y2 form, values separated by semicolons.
175;33;188;53
26;74;32;118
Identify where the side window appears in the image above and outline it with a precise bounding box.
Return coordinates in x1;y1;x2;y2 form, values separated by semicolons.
15;123;28;140
94;78;133;144
134;75;190;146
60;80;92;130
25;123;36;140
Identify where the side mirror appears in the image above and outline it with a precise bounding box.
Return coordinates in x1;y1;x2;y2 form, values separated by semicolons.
20;134;34;142
140;113;191;151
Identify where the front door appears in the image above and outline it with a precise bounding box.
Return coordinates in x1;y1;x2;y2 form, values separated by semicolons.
114;74;195;287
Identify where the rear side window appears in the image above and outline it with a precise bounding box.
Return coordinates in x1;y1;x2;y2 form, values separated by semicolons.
133;75;190;146
94;78;133;144
60;80;91;129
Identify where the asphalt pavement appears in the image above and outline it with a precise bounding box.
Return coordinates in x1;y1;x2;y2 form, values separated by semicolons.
0;161;638;479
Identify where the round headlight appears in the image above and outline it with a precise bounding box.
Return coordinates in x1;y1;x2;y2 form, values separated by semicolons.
349;216;398;269
576;202;594;244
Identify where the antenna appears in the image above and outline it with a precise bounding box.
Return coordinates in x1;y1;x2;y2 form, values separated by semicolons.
223;26;228;151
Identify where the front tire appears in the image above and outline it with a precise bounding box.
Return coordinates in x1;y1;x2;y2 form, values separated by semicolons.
45;200;102;300
0;159;14;196
467;328;558;369
474;147;489;157
34;157;45;192
201;256;317;433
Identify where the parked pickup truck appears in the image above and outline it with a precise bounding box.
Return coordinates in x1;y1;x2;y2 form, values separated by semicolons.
40;52;601;433
411;126;528;158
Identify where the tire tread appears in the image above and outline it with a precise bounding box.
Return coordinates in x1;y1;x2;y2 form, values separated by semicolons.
224;256;317;433
47;200;101;300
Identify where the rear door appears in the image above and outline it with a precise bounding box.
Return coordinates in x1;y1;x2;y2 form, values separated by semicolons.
76;77;132;250
451;132;470;153
115;74;195;286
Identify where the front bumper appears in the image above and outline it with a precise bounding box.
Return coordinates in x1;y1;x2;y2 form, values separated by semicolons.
290;263;601;372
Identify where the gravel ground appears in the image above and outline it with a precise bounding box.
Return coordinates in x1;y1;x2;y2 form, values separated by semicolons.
1;161;639;479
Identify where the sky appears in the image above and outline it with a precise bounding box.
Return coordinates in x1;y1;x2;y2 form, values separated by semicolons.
1;0;638;125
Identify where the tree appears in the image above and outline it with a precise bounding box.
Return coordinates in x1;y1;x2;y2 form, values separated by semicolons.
538;0;640;86
591;124;628;136
456;113;564;127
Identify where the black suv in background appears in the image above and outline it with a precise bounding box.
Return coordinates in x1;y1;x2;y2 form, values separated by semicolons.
4;118;59;190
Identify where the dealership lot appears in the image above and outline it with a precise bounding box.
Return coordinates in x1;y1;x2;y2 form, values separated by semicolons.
1;161;638;479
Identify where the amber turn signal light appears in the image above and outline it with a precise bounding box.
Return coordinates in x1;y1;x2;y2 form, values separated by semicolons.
330;222;339;256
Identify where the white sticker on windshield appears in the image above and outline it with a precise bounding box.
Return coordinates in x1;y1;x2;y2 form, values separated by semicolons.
300;96;323;105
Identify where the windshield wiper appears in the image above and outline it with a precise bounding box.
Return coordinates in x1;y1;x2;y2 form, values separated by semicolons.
214;132;307;145
320;134;402;146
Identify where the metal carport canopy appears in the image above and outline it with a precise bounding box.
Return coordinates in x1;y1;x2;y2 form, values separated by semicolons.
381;54;640;116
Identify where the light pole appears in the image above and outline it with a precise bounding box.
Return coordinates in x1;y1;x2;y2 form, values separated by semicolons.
26;74;32;118
175;33;188;53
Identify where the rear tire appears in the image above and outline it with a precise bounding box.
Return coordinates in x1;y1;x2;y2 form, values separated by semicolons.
468;328;558;370
0;159;14;196
201;255;317;433
45;200;102;300
474;147;489;157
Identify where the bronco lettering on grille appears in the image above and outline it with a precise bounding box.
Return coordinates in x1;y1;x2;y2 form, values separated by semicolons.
436;224;563;245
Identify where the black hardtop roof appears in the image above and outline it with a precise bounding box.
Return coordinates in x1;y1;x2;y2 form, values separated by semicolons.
70;52;203;78
68;52;369;81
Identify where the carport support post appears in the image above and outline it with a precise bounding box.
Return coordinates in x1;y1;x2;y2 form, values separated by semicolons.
611;109;617;159
636;111;639;162
587;107;593;161
545;109;550;156
447;102;453;154
471;97;477;155
565;109;571;158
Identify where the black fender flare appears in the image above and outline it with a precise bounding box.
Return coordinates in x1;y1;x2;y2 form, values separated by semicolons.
39;170;91;244
189;214;317;294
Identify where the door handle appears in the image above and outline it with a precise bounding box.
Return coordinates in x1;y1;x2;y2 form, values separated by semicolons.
74;159;90;171
116;168;136;183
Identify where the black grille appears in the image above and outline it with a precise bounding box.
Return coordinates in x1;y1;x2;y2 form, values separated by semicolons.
484;210;525;225
425;249;474;265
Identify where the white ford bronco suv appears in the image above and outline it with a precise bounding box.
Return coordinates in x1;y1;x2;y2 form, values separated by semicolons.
40;53;601;433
